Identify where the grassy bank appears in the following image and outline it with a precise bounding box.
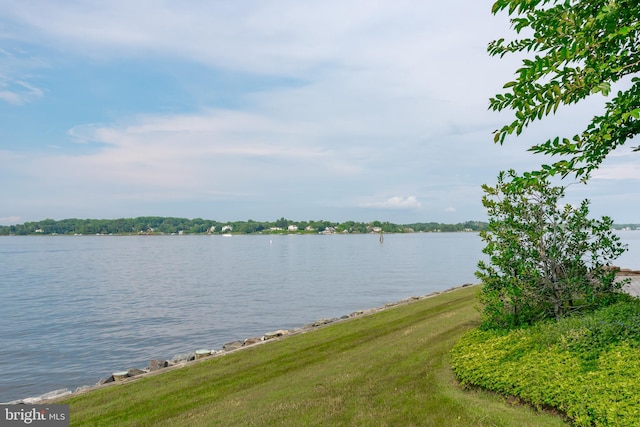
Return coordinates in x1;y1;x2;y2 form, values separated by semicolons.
61;285;567;426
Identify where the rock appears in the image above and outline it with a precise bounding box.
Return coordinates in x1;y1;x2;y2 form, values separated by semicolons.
195;349;212;359
149;359;168;371
311;318;337;327
127;368;146;377
222;341;244;351
98;376;114;385
244;337;262;346
112;371;129;382
171;352;195;363
263;330;289;340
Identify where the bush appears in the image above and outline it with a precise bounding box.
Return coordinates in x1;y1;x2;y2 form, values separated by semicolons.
477;170;627;329
451;297;640;426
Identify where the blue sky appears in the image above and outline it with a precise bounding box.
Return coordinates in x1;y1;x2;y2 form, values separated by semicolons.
1;1;638;226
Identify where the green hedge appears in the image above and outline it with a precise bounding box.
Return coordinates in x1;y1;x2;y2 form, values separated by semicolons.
450;296;640;426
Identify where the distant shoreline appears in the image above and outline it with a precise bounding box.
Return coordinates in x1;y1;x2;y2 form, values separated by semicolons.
0;217;489;236
0;230;484;237
2;216;638;236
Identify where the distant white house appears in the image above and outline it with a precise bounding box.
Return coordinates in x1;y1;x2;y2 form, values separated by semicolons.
288;225;298;232
208;226;216;233
221;225;233;232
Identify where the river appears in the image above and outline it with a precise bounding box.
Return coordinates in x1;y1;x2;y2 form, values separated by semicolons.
1;231;638;402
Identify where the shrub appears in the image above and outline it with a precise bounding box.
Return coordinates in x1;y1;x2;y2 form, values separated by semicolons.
451;297;640;426
476;170;627;329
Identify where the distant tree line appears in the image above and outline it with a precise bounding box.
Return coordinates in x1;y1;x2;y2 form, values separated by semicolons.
0;217;490;236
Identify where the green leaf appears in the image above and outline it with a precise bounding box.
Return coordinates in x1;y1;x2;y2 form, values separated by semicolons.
488;0;640;181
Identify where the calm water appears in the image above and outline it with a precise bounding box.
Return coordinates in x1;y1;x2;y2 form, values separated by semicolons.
1;232;638;403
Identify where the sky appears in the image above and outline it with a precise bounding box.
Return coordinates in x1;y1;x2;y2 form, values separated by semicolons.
1;1;638;226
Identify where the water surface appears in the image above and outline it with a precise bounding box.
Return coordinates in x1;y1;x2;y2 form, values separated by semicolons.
1;231;638;402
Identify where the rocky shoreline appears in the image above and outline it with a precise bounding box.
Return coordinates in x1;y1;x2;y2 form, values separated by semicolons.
13;268;640;405
9;283;476;404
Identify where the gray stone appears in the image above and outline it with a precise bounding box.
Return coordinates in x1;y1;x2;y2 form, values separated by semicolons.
149;359;168;371
171;352;195;363
195;349;212;359
244;337;262;346
222;341;244;351
112;371;129;382
263;330;289;340
127;368;146;377
98;376;114;385
311;318;337;327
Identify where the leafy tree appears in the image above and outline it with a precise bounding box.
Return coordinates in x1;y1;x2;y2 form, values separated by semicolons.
232;220;265;234
489;0;640;181
477;170;627;329
380;221;402;233
274;217;290;229
0;217;492;235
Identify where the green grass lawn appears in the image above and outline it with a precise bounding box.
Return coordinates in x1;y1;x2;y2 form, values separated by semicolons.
61;285;568;426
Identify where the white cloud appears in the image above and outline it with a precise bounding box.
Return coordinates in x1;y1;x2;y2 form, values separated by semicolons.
0;46;47;105
587;144;640;181
2;1;637;223
592;163;640;181
1;1;507;101
0;215;22;225
20;109;364;204
0;79;43;105
362;196;422;210
0;90;23;104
